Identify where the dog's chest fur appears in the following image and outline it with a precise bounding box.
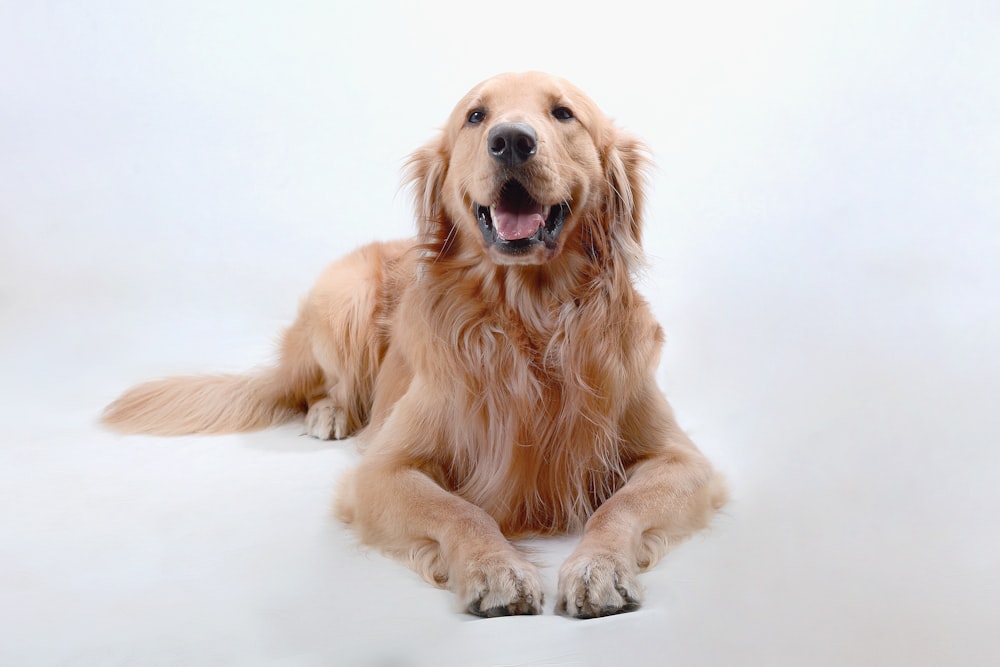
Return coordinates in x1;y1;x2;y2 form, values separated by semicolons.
412;266;645;535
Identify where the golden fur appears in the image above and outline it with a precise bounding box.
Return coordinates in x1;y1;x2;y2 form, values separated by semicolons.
103;72;727;618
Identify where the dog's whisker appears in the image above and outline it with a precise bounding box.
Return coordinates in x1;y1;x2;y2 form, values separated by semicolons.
435;221;459;262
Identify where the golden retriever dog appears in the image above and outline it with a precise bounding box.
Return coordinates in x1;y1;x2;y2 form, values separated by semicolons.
103;71;727;618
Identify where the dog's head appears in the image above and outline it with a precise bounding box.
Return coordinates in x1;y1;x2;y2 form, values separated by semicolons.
408;72;648;269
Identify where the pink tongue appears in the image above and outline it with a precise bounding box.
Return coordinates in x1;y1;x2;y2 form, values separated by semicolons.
494;207;544;241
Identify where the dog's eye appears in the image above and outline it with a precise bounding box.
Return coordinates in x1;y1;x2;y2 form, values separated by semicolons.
552;106;574;121
467;110;487;125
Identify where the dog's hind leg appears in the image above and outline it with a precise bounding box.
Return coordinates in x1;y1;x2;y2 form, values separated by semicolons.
296;241;406;440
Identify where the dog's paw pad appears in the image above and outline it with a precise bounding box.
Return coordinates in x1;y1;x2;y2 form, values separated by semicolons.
305;398;349;440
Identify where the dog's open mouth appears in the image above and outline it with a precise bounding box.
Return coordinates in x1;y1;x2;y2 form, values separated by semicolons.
476;180;570;255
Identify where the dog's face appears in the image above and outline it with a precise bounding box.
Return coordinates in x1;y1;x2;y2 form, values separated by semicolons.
410;72;646;267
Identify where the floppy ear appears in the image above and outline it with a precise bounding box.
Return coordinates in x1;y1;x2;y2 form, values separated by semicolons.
404;136;450;237
603;130;651;246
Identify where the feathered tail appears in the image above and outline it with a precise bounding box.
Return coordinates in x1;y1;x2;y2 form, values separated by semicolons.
102;319;322;436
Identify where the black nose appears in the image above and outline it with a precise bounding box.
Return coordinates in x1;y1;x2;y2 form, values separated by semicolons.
488;122;537;167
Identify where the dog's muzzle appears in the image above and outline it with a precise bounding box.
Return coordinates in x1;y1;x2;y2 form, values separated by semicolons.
475;180;570;256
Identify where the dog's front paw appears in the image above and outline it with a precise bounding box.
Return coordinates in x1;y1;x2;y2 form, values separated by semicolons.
305;397;349;440
461;552;544;617
556;550;642;619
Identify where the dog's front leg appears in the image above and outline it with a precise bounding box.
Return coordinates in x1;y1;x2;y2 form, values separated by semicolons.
555;453;722;618
556;389;727;618
340;461;544;617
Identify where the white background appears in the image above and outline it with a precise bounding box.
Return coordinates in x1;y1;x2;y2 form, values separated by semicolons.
2;1;999;665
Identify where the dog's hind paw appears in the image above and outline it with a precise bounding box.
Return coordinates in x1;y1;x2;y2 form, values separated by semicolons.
305;397;349;440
